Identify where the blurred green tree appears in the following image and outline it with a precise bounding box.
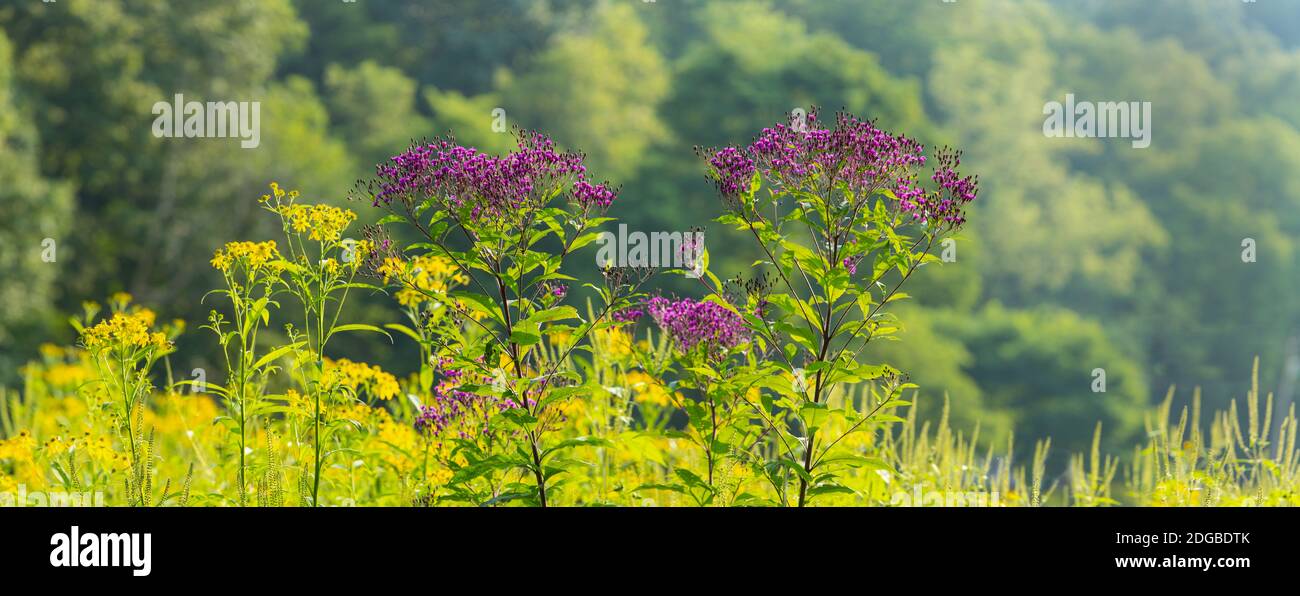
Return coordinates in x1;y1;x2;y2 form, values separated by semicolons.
0;30;74;379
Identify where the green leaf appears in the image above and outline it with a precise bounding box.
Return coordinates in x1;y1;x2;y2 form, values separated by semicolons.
517;305;579;328
251;341;305;371
633;483;686;495
817;454;892;472
674;468;710;490
543;436;611;459
799;401;830;432
568;231;605;252
807;483;857;498
328;324;393;343
383;323;423;343
498;408;538;428
508;329;541;346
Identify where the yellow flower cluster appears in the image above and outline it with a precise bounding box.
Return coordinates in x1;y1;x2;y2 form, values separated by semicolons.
210;240;281;273
375;417;418;473
279;203;357;242
108;292;134;311
364;414;460;485
80;309;170;352
377;255;468;308
595;328;634;358
0;430;35;462
332;401;377;423
626;371;677;407
323;358;401;401
281;388;314;418
42;363;94;391
31;343;94;391
43;432;129;471
286;388;386;423
145;393;219;436
0;431;42;491
259;181;300;205
38;343;65;360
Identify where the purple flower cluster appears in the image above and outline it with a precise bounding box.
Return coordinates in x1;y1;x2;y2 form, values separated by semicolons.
748;111;926;196
611;307;644;323
705;110;978;226
909;147;979;226
414;358;518;439
373;132;616;219
572;180;616;209
645;296;749;356
707;146;756;198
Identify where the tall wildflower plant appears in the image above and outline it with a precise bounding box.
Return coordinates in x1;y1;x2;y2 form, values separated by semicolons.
75;293;181;505
203;233;289;505
632;295;761;505
260;183;384;506
693;109;980;506
356;130;648;506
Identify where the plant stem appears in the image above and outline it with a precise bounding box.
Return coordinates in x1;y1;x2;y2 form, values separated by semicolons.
312;373;323;506
529;435;548;507
797;428;816;507
708;397;718;488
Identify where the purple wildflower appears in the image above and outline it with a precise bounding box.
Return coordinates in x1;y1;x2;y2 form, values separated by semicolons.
612;307;644;323
414;357;510;439
573;180;616;209
645;296;749;356
372;131;616;220
707;146;757;197
704;110;978;227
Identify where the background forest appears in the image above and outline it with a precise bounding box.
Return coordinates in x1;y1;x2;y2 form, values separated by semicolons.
3;0;1299;462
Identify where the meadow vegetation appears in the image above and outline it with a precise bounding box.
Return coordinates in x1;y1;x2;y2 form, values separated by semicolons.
3;115;1297;507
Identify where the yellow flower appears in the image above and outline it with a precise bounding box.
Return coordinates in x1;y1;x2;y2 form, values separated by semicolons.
278;203;357;242
43;363;93;390
331;402;376;424
0;430;36;461
211;240;281;273
0;431;42;488
74;432;130;472
81;308;170;352
380;254;468;308
42;435;71;458
322;358;401;401
561;397;587;418
596;328;633;358
375;419;419;473
551;329;574;348
38;343;65;360
282;389;318;420
626;371;675;407
145;393;219;436
109;292;133;311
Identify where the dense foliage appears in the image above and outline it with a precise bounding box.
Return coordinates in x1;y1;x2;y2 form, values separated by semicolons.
4;118;1299;507
4;0;1300;479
